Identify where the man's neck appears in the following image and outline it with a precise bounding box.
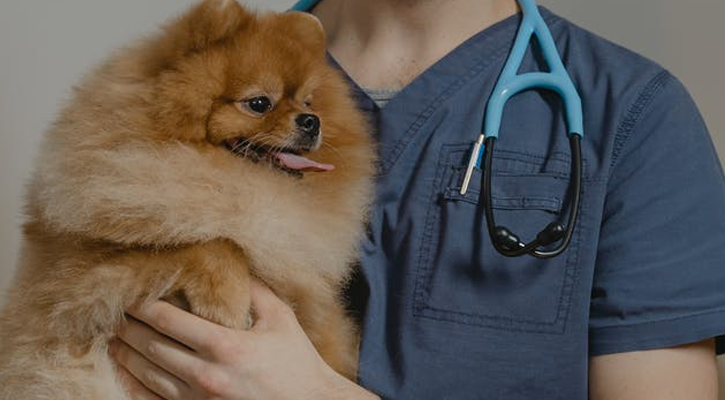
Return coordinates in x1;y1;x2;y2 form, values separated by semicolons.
312;0;519;89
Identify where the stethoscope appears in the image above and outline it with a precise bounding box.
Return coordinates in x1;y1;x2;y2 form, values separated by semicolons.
460;0;584;259
291;0;583;259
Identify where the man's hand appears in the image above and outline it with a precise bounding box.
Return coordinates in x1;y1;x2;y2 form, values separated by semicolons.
108;278;379;400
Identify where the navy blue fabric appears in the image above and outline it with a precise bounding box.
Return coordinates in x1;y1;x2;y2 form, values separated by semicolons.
312;6;725;399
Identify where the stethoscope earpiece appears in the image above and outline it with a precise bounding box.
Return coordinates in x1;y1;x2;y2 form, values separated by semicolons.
492;223;566;253
493;226;521;251
537;223;565;246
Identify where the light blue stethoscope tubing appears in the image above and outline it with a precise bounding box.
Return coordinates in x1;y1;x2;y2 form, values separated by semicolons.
463;0;584;179
483;0;583;142
290;0;319;11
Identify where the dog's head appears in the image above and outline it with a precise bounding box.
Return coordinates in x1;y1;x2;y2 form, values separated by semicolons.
143;0;362;175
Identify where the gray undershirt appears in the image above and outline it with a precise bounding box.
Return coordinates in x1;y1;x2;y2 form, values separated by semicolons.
363;88;401;108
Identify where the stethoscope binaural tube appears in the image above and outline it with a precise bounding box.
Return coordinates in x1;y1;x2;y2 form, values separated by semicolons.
481;134;582;259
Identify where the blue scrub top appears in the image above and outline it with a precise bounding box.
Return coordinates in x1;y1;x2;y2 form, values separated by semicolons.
294;4;725;399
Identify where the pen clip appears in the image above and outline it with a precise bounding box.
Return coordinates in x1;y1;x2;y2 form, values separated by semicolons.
460;134;485;195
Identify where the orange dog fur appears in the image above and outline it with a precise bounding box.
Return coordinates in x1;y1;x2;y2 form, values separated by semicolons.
0;1;375;399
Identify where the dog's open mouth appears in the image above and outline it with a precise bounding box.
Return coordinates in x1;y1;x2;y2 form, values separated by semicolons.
225;137;335;176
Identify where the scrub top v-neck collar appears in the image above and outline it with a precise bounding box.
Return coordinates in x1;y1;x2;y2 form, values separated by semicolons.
314;9;558;176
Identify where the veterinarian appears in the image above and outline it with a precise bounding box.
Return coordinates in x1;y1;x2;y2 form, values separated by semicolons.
109;0;725;399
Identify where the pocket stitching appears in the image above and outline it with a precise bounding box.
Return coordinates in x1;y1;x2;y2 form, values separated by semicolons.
413;143;582;333
443;187;562;212
412;144;453;314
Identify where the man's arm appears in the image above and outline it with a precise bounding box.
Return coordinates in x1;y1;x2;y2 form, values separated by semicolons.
589;339;718;400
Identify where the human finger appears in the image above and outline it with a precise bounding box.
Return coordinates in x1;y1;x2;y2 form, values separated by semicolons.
248;278;296;330
110;338;189;400
114;362;166;400
118;316;206;385
127;300;226;353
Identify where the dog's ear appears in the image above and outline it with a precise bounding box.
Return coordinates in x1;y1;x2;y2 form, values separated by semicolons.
277;12;326;54
138;0;252;76
165;0;252;53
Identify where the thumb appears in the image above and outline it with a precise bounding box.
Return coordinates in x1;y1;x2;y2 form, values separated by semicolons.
248;277;294;331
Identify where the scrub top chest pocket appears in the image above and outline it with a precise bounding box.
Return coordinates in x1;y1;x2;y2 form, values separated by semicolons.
413;143;582;334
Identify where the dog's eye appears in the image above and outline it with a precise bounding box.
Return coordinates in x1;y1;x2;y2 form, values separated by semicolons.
245;96;273;114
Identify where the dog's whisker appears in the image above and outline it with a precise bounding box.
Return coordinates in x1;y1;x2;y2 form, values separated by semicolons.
321;142;346;165
230;132;274;157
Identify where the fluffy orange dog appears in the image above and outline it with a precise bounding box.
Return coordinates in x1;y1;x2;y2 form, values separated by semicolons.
0;1;375;398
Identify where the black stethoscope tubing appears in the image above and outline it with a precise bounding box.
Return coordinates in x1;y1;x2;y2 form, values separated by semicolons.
480;135;582;259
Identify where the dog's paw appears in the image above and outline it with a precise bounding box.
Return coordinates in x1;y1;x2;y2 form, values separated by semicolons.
174;240;253;330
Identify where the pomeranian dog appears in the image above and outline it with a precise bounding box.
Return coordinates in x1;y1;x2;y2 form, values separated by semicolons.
0;0;375;398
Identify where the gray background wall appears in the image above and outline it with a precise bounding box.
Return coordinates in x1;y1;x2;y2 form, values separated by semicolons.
1;0;723;391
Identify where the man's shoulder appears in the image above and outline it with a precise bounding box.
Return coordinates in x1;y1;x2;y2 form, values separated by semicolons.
543;7;669;106
544;7;663;75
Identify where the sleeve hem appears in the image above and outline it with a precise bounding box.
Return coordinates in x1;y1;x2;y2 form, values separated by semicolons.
589;308;725;356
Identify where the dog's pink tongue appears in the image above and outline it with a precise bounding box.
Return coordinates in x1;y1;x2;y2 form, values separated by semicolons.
274;152;335;172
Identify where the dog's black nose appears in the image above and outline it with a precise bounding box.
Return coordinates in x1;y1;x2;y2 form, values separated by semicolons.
295;114;320;140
